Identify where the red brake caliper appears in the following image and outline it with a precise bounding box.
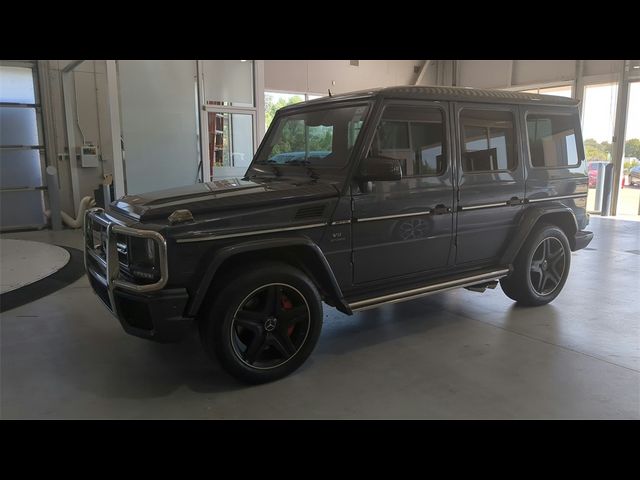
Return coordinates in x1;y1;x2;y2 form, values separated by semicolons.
281;295;294;336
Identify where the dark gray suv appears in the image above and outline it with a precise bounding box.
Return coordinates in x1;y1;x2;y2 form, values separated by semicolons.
85;86;593;383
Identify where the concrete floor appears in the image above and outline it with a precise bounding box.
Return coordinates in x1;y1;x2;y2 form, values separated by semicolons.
1;217;639;419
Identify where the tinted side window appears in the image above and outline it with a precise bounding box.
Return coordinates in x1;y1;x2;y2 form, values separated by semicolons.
371;106;446;177
527;113;579;168
460;109;516;172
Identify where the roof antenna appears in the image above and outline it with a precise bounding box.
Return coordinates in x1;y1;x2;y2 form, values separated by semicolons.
328;88;333;97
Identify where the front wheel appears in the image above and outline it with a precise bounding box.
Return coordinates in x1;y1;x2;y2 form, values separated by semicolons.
500;224;571;306
199;262;323;384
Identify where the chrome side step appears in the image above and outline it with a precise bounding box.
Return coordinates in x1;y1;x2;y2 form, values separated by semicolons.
348;268;510;312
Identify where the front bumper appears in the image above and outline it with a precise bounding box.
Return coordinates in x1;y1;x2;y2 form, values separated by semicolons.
84;209;192;342
573;230;594;251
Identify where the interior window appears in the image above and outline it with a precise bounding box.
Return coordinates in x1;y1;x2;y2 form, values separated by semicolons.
370;106;446;177
461;110;516;172
527;113;580;168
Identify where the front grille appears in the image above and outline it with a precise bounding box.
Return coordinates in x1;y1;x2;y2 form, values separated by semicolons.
86;217;107;261
84;209;168;322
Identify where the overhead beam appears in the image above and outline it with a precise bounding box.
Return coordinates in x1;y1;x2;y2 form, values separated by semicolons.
62;60;85;73
414;60;431;86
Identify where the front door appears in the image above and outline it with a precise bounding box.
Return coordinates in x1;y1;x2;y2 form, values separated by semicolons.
454;103;525;265
352;102;455;284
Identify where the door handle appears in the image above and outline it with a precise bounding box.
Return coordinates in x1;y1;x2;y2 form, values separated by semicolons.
506;197;522;206
432;204;451;215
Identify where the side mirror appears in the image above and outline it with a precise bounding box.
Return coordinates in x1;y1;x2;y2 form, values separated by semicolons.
357;156;402;182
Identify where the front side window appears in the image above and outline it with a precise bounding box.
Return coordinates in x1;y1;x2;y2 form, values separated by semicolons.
369;106;446;177
460;109;517;172
255;104;369;167
527;113;580;168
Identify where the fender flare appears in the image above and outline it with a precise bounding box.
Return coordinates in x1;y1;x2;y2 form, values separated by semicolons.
500;203;579;265
186;236;350;316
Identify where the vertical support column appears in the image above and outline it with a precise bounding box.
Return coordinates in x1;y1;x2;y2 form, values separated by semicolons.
610;60;630;216
61;70;81;215
37;60;62;230
254;60;266;144
452;60;459;87
105;60;125;199
196;61;211;183
574;60;585;119
45;166;62;225
506;60;514;88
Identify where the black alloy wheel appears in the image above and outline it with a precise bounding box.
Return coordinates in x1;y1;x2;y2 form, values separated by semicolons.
529;237;566;296
200;262;323;384
500;224;571;306
231;283;310;369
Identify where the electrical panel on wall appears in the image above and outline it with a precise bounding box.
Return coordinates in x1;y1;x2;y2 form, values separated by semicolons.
80;144;99;168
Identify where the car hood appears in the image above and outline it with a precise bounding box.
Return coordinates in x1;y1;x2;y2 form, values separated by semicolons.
109;177;340;222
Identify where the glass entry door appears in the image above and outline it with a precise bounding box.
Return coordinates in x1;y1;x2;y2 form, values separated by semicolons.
620;81;640;217
0;63;47;231
205;109;255;179
581;83;618;215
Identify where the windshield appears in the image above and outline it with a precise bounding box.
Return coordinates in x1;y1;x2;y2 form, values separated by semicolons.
254;104;369;168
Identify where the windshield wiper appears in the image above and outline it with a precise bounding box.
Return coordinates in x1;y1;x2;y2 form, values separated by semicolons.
252;160;282;177
283;159;320;181
261;160;283;176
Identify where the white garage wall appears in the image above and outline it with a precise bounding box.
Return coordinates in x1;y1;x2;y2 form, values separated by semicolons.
45;60;113;215
453;60;632;90
512;60;576;86
458;60;579;89
457;60;514;89
265;60;431;94
583;60;623;77
118;60;200;195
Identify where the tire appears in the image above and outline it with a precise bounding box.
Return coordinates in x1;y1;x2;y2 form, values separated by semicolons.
500;224;571;306
199;261;323;384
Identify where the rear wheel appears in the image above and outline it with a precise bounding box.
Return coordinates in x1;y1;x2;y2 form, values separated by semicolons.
501;224;571;306
199;262;323;384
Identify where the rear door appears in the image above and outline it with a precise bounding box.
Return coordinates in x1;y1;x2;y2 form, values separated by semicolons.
454;103;525;266
521;107;588;216
351;101;455;284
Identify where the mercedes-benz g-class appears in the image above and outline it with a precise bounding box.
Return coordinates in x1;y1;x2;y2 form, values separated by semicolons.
85;86;593;383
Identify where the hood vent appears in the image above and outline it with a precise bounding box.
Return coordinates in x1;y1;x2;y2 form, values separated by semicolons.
294;204;325;220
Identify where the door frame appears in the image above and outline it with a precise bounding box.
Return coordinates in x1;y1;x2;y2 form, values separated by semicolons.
350;98;457;286
197;60;259;182
451;100;527;266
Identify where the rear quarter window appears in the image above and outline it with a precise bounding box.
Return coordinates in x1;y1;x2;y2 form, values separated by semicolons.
526;112;582;168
